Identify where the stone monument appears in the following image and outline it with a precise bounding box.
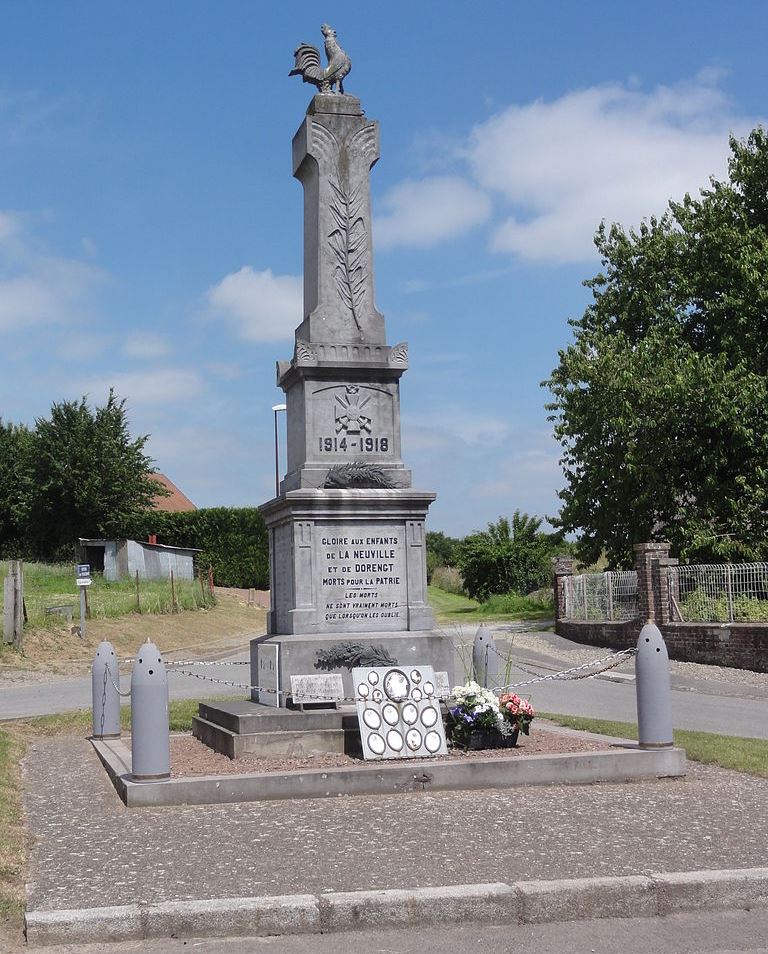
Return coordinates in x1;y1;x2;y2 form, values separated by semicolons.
251;26;454;703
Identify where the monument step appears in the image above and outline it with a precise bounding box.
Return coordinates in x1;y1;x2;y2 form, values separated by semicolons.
191;716;346;759
198;700;343;735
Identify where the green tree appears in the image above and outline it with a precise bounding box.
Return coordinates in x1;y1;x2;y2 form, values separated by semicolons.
0;420;35;555
545;127;768;567
425;530;461;580
28;390;165;557
458;512;560;601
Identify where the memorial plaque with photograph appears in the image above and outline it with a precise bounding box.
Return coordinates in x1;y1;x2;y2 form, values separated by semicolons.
353;664;448;760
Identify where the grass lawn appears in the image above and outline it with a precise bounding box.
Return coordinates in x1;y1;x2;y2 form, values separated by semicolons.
541;712;768;778
428;585;554;623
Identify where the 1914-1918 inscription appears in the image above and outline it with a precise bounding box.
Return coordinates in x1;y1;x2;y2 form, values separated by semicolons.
317;524;405;632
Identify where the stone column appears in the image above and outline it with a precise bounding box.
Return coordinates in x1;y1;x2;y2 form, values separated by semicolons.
633;542;672;623
292;94;384;345
552;555;574;621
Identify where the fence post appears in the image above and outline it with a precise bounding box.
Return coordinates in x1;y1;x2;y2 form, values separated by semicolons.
135;570;141;613
551;556;573;622
635;622;674;748
726;564;734;622
581;575;587;620
130;639;170;781
606;571;614;621
3;561;24;649
91;640;121;739
634;542;671;624
170;570;177;613
207;565;215;597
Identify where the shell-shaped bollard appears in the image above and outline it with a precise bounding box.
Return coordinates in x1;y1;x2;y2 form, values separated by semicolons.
130;639;170;781
473;624;502;689
635;622;674;749
92;640;121;739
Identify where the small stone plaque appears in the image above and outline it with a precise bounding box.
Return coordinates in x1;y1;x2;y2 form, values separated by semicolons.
434;671;451;700
290;673;345;705
352;664;448;760
257;644;280;708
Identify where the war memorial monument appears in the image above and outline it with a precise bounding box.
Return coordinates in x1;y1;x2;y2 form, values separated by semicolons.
251;25;456;705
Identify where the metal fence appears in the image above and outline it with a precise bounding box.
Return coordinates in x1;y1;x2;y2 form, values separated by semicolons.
563;570;639;621
667;562;768;623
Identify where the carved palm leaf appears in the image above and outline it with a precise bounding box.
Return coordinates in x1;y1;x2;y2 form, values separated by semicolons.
328;177;368;329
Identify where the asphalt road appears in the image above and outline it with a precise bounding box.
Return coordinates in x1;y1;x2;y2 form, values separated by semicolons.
1;635;766;739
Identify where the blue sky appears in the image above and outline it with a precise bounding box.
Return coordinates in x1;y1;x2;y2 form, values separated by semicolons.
0;1;765;536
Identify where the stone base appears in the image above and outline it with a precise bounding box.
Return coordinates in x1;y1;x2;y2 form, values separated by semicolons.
191;700;346;758
250;631;457;708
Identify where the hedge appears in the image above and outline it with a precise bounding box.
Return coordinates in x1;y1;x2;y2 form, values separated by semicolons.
124;507;269;589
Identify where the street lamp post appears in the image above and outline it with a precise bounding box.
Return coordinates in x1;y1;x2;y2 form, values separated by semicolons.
272;403;287;497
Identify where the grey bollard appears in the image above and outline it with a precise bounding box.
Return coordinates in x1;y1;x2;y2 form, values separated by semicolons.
472;624;502;689
91;640;121;739
130;639;170;781
635;622;674;748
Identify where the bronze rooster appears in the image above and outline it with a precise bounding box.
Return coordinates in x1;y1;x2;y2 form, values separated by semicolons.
289;23;351;95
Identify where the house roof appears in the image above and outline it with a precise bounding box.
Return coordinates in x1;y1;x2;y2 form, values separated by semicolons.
150;473;197;512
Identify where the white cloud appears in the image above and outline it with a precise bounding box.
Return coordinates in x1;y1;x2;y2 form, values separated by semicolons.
83;368;204;406
466;74;758;263
206;266;301;342
0;211;104;331
375;176;491;250
403;407;510;447
123;332;171;359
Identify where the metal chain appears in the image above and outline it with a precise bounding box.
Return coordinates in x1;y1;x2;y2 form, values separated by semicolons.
494;648;637;691
168;667;289;697
165;659;250;668
105;662;132;697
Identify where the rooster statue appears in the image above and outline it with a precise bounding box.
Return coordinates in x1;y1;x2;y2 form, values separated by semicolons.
289;23;351;95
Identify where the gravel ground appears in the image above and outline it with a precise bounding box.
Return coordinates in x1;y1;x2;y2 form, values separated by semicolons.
23;736;768;913
168;726;609;777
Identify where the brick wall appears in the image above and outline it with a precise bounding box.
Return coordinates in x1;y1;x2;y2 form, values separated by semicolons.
557;617;768;672
552;545;768;672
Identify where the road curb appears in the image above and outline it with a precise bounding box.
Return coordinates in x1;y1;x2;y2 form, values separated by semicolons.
25;868;768;946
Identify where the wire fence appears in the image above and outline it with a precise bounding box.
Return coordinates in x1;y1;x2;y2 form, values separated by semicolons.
562;571;639;621
667;562;768;622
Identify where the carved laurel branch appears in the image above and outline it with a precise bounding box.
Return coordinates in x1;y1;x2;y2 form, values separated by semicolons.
328;177;368;332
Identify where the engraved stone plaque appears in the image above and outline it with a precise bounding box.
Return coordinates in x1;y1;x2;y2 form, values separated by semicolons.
353;664;448;760
290;673;345;705
317;523;406;633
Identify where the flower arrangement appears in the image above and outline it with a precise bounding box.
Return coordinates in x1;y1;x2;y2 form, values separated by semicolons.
448;681;503;732
498;692;535;735
445;682;536;749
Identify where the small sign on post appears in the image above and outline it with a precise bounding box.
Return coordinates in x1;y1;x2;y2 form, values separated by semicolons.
76;564;92;639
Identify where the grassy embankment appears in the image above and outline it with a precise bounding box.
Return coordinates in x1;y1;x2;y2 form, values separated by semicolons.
0;562;266;673
427;584;554;622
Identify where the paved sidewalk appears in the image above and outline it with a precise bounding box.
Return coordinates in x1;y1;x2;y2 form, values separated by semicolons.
23;737;768;914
